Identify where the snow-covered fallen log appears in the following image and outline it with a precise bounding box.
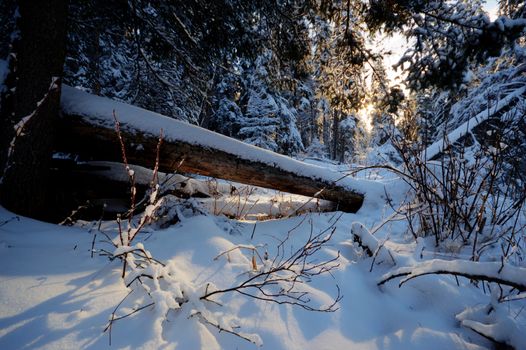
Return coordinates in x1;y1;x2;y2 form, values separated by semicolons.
63;160;337;218
351;222;399;264
424;84;526;160
76;161;214;198
378;259;526;292
58;86;382;212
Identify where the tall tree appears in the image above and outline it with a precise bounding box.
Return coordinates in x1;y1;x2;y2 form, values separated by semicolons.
0;0;68;219
311;1;368;161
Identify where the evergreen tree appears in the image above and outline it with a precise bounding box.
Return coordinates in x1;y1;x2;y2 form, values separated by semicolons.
365;0;526;91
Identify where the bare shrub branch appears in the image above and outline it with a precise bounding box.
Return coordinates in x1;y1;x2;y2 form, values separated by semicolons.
202;221;342;312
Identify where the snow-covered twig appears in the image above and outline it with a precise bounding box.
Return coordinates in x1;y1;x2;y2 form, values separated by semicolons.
455;296;526;349
104;287;155;346
351;222;399;267
111;112;164;277
378;259;526;292
189;311;262;346
213;244;266;266
1;77;59;183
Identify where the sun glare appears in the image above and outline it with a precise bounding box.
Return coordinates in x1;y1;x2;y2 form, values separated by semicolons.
357;103;374;133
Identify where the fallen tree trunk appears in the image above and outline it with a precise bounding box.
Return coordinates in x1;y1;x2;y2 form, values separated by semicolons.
49;160;214;220
52;160;338;220
57;86;370;213
424;84;526;161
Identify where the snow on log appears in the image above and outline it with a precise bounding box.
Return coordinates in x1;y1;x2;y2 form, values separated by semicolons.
378;259;526;292
58;86;382;213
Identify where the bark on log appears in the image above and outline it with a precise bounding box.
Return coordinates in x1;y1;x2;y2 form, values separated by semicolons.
52;160;339;220
57;87;366;213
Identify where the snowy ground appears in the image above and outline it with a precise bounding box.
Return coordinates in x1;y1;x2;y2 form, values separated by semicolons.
1;167;524;350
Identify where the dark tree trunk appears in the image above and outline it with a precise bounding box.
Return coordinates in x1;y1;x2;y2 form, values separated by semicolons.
0;0;68;220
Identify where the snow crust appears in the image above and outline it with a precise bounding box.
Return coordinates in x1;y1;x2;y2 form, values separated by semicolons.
1;202;498;350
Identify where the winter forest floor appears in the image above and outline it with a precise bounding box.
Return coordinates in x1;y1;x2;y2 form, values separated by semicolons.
1;162;524;350
2;1;526;349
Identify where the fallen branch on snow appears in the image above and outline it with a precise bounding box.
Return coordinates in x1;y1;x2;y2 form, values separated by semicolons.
351;222;399;269
455;298;526;349
378;259;526;292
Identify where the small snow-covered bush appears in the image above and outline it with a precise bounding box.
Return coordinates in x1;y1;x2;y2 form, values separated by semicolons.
104;210;342;346
391;127;526;262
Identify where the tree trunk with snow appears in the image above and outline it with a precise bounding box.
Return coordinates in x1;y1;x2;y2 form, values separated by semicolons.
0;0;68;219
57;87;367;213
57;117;365;212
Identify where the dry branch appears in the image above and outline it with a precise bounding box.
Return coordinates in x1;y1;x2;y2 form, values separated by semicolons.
201;224;342;312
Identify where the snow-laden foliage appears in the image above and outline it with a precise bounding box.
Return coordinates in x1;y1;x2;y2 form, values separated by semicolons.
399;1;492;90
61;0;392;159
0;0;16;62
64;1;202;123
335;115;358;162
365;112;403;166
240;89;303;154
237;55;304;154
208;53;307;154
304;137;329;160
0;0;15;100
433;47;526;138
62;0;324;156
416;45;526;195
367;0;526;91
